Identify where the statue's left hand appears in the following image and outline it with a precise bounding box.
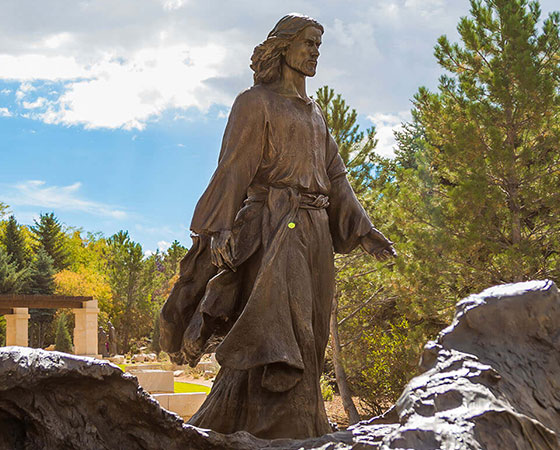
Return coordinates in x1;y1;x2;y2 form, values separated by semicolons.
210;230;236;271
360;228;397;261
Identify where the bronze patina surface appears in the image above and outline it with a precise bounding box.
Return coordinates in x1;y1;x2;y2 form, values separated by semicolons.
160;13;395;439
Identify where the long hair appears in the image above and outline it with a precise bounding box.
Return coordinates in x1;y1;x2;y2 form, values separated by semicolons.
250;13;324;85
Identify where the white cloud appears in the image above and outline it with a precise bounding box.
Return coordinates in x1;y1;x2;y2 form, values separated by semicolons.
1;89;11;95
368;111;412;158
6;43;232;130
404;0;445;18
330;19;381;62
216;109;229;119
134;223;182;237
0;0;556;131
377;2;400;21
1;55;87;81
143;240;173;257
157;240;171;252
0;107;12;117
4;180;128;219
22;97;46;109
42;32;73;50
15;82;36;100
161;0;187;11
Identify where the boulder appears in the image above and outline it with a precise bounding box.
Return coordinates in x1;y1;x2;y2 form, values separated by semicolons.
108;354;125;364
360;279;560;449
144;353;158;362
0;280;558;449
0;347;267;450
131;353;146;363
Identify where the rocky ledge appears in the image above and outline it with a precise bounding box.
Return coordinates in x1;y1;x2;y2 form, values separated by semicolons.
1;280;559;449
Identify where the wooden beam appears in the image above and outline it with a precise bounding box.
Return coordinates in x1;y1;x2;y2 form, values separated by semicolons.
0;308;14;315
0;294;93;309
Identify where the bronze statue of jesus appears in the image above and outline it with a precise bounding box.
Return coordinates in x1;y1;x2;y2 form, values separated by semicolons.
160;13;396;439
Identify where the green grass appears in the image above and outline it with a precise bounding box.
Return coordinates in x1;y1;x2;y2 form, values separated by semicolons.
114;364;210;393
174;381;211;394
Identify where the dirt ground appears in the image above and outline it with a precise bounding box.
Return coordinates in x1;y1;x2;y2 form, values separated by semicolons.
174;374;214;387
324;395;370;430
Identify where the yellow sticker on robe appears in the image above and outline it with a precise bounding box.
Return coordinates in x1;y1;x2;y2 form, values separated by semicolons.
288;222;296;229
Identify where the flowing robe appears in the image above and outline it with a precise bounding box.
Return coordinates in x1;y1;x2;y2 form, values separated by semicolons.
160;84;375;439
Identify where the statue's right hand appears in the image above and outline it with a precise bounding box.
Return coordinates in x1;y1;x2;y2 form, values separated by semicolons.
210;230;235;271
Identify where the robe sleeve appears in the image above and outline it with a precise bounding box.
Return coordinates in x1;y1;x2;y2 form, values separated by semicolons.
326;133;375;254
190;89;266;235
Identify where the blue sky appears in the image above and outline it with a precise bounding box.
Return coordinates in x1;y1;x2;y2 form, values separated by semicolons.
0;0;557;253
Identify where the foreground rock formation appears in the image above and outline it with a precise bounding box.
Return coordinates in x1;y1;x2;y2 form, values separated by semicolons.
0;280;558;449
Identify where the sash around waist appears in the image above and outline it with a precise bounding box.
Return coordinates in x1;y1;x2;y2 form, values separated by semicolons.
245;185;329;210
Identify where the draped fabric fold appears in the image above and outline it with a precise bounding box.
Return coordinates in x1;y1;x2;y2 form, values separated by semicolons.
216;187;331;392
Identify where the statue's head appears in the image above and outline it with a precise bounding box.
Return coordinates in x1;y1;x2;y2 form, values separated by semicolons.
251;13;324;85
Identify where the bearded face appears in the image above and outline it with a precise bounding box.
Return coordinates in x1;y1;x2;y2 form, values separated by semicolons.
284;26;322;78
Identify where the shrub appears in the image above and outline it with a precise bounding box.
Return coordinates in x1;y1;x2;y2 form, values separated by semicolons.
320;374;335;402
54;313;73;354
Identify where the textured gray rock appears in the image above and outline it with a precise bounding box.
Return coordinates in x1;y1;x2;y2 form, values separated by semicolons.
0;280;559;449
362;279;560;449
0;347;269;450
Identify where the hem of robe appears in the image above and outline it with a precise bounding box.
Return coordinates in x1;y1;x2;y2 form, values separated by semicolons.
187;366;332;440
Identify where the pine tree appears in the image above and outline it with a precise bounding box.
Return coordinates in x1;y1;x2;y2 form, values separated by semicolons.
315;86;418;417
2;215;30;271
404;0;560;289
26;249;56;347
26;248;55;295
0;247;28;294
315;86;378;194
54;313;73;353
314;86;387;423
31;213;69;271
105;230;153;352
163;240;187;278
354;0;560;409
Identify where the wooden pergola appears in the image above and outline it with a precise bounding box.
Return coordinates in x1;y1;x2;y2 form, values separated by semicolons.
0;294;100;358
